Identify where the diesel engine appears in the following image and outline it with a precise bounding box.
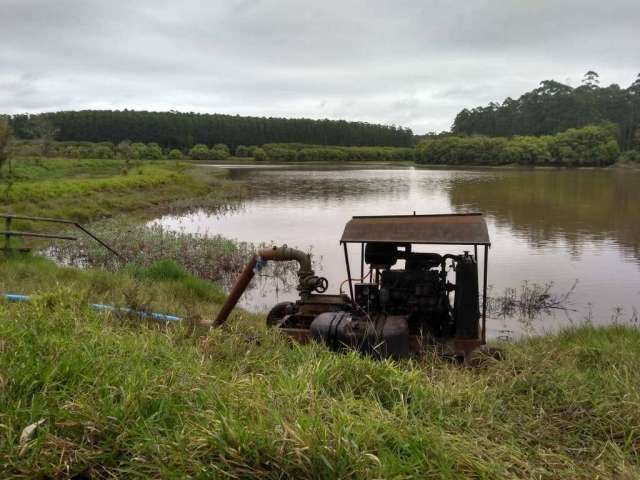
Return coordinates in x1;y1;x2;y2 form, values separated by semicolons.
267;243;480;358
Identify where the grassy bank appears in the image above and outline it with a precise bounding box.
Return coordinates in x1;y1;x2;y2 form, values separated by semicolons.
2;157;244;225
0;260;638;478
2;155;639;478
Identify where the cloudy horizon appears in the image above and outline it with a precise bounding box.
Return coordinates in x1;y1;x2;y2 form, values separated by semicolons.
1;0;639;134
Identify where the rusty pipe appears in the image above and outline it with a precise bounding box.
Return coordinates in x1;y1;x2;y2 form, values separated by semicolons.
213;246;314;327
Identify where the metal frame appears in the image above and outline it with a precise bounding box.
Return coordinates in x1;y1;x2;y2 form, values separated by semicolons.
1;213;125;261
340;239;490;345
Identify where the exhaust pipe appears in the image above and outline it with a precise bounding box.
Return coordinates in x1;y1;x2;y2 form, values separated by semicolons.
213;246;320;327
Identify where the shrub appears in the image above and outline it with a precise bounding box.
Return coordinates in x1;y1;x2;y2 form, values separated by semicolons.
212;143;230;156
208;148;229;160
168;149;183;160
235;145;250;157
143;143;163;160
416;125;621;166
549;126;620;166
189;144;210;160
92;145;114;159
130;143;147;160
252;147;268;161
619;149;640;163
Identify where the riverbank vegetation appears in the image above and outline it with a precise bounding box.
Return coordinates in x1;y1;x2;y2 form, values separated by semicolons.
6;125;637;167
1;271;638;478
1;157;244;224
416;124;622;166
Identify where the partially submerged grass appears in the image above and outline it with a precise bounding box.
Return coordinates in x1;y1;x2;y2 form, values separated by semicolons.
1;256;639;478
48;219;253;285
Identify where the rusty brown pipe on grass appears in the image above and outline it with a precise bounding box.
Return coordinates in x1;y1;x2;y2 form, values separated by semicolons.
213;246;316;327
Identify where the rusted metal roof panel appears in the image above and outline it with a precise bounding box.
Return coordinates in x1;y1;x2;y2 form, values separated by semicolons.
340;213;490;245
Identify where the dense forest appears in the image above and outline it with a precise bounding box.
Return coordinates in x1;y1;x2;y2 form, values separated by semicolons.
453;72;640;149
8;124;632;166
6;110;413;149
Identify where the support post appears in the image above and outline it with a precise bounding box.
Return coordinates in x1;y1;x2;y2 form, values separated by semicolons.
4;216;11;250
360;242;364;280
343;242;354;301
482;245;488;344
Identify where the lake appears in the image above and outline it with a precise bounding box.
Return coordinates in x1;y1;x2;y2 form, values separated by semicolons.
155;164;640;338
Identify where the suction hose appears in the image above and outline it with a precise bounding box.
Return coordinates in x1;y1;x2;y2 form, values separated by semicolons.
2;293;181;322
213;245;320;327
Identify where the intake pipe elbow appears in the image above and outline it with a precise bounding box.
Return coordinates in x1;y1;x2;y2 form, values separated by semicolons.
257;246;312;274
213;245;316;327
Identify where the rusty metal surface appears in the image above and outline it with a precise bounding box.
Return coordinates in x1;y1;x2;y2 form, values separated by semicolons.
2;231;77;241
340;213;491;245
1;213;124;260
214;246;322;327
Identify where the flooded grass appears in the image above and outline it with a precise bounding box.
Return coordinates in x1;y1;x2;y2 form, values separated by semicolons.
48;219;254;285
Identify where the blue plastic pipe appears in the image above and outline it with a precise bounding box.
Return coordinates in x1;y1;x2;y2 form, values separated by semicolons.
2;293;181;322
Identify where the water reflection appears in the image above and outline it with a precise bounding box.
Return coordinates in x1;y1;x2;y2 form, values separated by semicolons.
156;164;640;337
447;169;640;263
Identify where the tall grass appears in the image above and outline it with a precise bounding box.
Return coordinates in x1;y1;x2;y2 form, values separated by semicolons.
48;219;254;286
1;275;639;477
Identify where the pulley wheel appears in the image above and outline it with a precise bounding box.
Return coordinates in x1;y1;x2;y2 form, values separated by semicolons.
266;301;295;327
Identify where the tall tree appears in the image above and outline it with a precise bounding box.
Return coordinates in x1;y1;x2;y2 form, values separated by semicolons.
6;111;414;149
0;117;13;172
452;72;639;149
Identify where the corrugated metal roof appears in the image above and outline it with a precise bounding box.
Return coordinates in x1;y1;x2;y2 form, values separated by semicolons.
340;213;491;245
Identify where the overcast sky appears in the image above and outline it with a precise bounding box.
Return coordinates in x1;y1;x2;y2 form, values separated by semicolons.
1;0;639;133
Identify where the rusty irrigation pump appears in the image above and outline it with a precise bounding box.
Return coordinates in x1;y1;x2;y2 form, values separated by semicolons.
215;213;491;360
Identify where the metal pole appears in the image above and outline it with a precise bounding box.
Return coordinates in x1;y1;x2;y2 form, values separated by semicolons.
360;242;364;280
74;223;125;261
482;245;488;344
343;242;354;301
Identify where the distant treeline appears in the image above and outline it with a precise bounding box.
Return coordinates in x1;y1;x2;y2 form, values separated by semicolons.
11;124;637;166
260;143;415;162
453;72;640;149
417;125;623;166
6;110;413;149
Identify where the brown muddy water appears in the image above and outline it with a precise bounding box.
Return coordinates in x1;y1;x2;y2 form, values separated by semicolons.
154;164;640;338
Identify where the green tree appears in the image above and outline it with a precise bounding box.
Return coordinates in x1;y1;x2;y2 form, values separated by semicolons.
117;140;133;160
29;117;59;157
0;118;13;172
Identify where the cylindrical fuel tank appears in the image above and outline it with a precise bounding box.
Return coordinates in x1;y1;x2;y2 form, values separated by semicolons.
310;312;409;358
454;254;480;339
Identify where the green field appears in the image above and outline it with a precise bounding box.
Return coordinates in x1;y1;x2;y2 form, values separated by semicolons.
1;157;639;478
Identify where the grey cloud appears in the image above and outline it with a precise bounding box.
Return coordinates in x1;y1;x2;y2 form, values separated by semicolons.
1;0;639;133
